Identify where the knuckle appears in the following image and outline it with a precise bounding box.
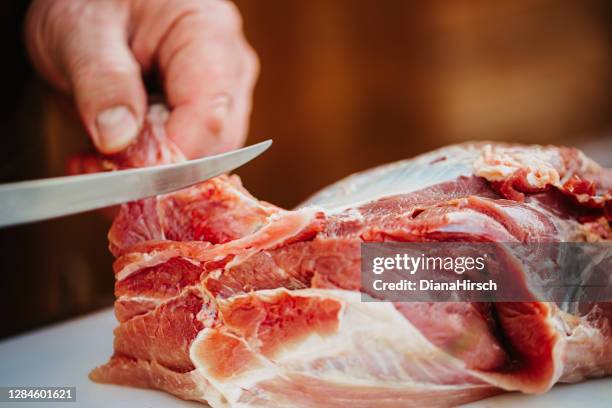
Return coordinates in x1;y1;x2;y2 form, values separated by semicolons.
210;0;243;33
242;44;260;79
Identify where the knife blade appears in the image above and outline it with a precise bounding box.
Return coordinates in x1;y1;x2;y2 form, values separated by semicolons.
0;140;272;228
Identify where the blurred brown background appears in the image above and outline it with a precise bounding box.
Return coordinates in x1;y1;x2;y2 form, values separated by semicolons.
1;0;612;338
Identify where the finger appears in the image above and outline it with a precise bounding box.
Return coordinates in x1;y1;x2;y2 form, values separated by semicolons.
131;0;258;158
164;37;258;157
25;0;147;154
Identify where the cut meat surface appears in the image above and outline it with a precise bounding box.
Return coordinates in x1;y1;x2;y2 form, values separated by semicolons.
90;106;611;407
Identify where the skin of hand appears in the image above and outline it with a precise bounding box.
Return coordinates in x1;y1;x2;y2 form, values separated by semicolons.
25;0;259;158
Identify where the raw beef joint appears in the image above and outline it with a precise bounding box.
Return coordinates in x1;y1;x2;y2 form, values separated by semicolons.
90;106;611;407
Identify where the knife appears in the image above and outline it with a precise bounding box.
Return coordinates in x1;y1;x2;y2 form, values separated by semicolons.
0;140;272;228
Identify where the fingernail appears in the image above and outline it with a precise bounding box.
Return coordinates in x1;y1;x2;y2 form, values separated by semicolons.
95;106;139;153
206;95;231;136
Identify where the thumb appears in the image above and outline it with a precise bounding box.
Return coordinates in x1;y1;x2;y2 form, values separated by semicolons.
26;0;146;154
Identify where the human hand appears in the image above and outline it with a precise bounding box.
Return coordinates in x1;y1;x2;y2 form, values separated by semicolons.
26;0;258;158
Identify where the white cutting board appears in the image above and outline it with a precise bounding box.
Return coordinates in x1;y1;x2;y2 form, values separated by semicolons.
0;309;610;408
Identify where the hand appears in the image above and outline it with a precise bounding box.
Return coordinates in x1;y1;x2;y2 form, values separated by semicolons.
25;0;258;158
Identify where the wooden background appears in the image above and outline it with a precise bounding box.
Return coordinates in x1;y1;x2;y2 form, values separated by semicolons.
1;0;612;338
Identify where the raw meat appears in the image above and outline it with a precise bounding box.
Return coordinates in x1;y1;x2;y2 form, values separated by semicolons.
90;106;611;407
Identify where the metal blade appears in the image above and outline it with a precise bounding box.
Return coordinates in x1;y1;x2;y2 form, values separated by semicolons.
0;140;272;228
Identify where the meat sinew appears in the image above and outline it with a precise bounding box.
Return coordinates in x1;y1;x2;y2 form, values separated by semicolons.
90;106;611;407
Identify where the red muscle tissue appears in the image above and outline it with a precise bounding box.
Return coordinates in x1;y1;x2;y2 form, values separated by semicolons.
88;106;611;407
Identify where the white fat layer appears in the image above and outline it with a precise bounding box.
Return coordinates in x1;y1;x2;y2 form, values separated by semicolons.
116;295;162;305
342;207;365;222
303;143;602;215
116;207;322;281
207;207;322;269
190;329;279;404
117;253;200;281
557;307;612;383
224;182;272;213
473;144;599;192
186;369;231;408
299;145;479;213
158;174;272;213
190;288;479;407
116;282;202;306
475;145;563;187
